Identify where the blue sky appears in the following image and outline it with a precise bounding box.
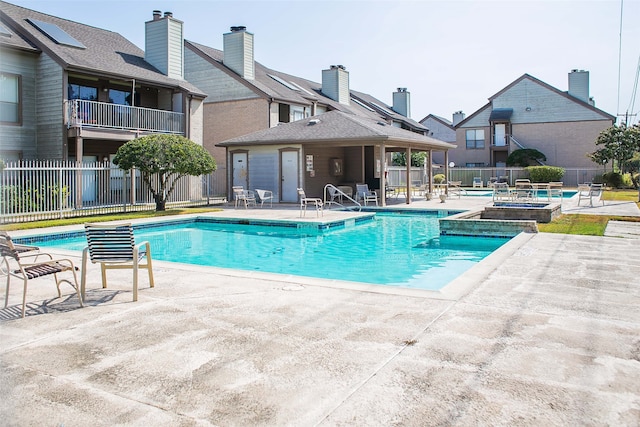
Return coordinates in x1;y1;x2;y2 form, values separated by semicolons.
8;0;640;124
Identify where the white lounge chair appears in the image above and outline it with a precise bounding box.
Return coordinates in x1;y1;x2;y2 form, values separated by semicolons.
297;188;323;217
356;184;378;206
472;177;483;188
578;183;604;207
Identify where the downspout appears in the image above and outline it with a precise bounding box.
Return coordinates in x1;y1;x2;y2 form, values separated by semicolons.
186;94;191;139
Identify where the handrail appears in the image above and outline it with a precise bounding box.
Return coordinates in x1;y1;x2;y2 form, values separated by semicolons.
324;184;361;211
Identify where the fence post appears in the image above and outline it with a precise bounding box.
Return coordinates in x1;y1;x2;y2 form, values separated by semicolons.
58;166;63;219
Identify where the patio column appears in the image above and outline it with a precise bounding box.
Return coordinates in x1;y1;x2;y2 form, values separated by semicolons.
405;147;411;204
428;149;433;195
380;144;386;207
444;151;449;195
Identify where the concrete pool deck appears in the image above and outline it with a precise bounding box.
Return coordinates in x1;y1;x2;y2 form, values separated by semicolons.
1;193;639;425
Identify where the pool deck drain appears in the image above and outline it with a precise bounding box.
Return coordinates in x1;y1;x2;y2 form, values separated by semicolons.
2;193;639;425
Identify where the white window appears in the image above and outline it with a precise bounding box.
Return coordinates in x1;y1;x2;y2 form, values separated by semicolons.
465;129;485;149
0;73;20;124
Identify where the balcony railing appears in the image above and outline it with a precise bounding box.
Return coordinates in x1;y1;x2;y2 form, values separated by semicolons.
65;99;184;135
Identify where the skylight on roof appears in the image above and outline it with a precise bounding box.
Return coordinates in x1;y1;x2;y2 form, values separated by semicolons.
288;81;315;96
268;74;300;91
0;23;12;37
351;97;375;112
371;102;396;115
26;18;86;48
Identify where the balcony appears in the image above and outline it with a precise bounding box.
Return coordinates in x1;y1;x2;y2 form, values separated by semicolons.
65;99;184;135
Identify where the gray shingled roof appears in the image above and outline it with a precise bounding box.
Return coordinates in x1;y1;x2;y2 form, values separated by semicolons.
0;1;205;96
185;39;426;130
218;110;455;150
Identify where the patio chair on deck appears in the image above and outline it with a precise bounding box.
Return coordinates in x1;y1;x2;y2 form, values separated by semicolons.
255;189;273;208
514;179;534;201
472;177;483;188
578;183;604;207
81;223;154;302
447;181;465;198
232;186;257;209
492;182;512;202
549;182;563;199
356;184;378;206
1;231;82;318
297;188;324;217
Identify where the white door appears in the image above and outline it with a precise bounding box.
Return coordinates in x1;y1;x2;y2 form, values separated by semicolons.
494;124;506;146
280;151;298;202
232;152;248;190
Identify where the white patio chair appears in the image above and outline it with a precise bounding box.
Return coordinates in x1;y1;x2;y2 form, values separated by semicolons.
578;183;604;207
1;231;83;318
81;223;154;302
355;184;378;206
255;189;273;208
297;188;323;217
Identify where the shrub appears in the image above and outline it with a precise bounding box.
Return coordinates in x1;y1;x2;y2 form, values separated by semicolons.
602;171;623;188
601;172;634;188
433;174;446;184
525;166;565;182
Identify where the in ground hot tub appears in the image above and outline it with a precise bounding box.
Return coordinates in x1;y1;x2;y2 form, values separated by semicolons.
482;202;561;223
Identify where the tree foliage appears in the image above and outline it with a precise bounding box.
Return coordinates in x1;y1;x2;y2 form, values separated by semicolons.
506;148;547;167
113;134;216;211
391;151;428;167
589;123;640;174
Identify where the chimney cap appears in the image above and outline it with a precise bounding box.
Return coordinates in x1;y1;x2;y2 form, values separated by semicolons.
164;11;173;18
230;26;247;32
152;10;161;20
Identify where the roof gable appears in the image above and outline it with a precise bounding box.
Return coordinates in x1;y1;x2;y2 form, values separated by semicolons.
0;1;204;95
458;73;615;128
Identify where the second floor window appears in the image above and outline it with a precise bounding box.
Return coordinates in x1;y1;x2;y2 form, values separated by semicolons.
109;88;132;106
466;129;485;149
0;73;21;125
68;83;97;101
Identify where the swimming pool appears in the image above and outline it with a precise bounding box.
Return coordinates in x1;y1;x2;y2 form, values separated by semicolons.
21;212;509;291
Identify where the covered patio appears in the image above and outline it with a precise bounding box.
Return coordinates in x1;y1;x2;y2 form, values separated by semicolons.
218;111;456;206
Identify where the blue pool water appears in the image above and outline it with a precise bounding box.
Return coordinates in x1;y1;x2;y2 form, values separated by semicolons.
24;213;509;291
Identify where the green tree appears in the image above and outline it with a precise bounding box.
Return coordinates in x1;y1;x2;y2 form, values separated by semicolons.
391;151;428;167
506;148;547;167
113;134;216;211
589;123;640;175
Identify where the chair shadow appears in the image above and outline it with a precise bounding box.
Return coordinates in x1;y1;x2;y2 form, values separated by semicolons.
0;289;123;321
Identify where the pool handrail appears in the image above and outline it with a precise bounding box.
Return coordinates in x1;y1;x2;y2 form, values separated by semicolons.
324;184;361;211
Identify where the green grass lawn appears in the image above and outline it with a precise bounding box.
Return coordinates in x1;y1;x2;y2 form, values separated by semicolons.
538;190;640;236
0;207;223;231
